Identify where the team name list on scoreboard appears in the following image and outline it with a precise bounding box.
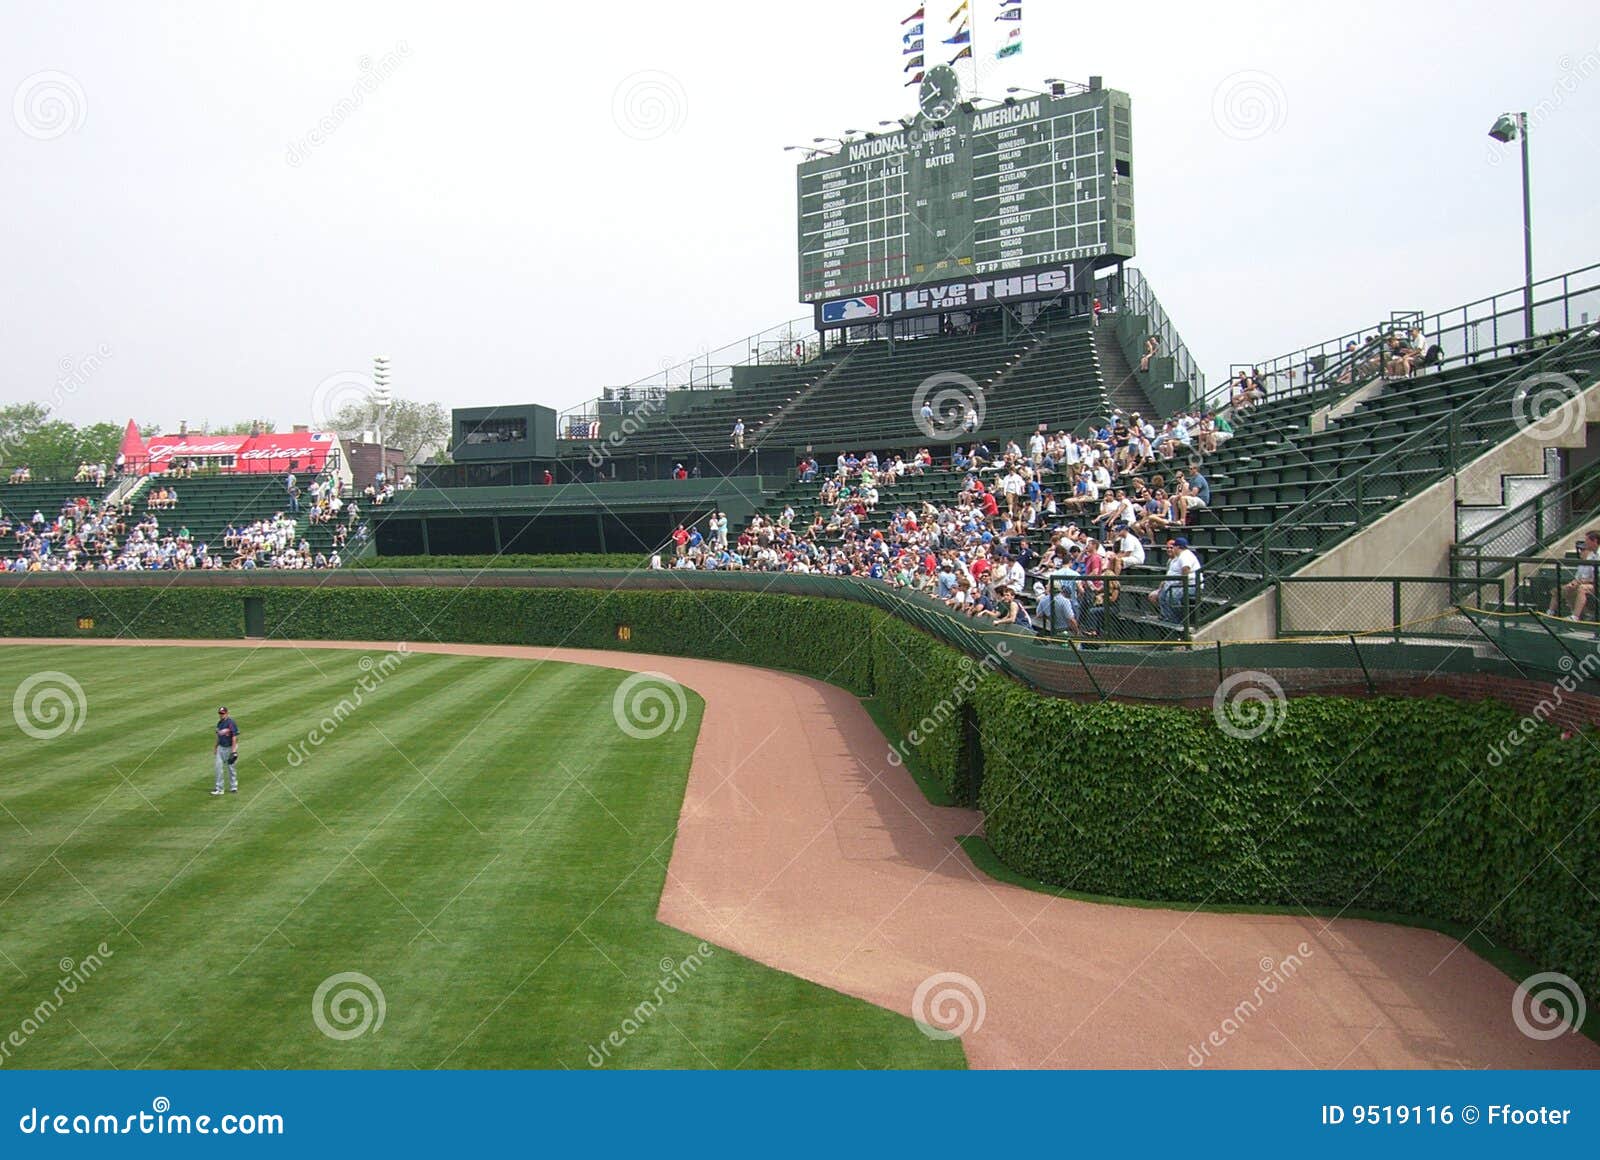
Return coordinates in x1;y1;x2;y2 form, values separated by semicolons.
796;89;1128;304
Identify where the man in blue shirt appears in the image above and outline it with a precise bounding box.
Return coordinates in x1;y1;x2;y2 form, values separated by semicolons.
212;706;240;795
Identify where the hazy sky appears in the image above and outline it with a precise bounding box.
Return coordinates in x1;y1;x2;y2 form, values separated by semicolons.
3;0;1598;434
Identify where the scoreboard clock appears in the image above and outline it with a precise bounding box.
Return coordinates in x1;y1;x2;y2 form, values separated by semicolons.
918;65;961;121
796;82;1135;322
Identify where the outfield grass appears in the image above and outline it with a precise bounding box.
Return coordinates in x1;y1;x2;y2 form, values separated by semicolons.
0;644;963;1069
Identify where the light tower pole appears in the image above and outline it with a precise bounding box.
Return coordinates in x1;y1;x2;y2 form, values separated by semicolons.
372;356;392;484
1488;112;1534;342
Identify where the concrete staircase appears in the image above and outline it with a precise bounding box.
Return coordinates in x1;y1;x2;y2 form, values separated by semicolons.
1094;326;1157;417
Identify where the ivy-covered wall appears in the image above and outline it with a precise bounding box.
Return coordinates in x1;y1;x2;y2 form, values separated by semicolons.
2;583;1594;1002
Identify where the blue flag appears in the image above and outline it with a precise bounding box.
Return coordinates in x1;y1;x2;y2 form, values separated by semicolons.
903;39;924;52
943;28;971;44
996;8;1022;19
904;23;923;39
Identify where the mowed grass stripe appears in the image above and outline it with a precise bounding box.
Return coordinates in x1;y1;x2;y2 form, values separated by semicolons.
0;644;961;1070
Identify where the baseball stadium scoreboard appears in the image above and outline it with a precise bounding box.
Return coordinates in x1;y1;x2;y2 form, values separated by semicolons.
797;72;1134;328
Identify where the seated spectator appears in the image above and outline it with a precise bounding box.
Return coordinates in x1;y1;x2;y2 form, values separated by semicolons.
1546;530;1599;620
1150;537;1203;623
1139;334;1161;373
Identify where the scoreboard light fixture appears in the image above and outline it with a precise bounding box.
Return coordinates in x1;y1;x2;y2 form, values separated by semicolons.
1487;113;1520;143
1485;110;1534;341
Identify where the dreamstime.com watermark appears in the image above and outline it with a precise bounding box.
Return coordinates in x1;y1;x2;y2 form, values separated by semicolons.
0;942;114;1067
610;70;688;141
285;42;411;167
1211;69;1288;141
11;671;88;741
586;394;667;468
1510;371;1589;443
284;646;409;767
12;70;86;140
1486;42;1600;167
311;971;386;1041
1486;644;1599;768
16;1097;283;1136
1187;943;1314;1066
911;971;986;1040
586;944;715;1066
1511;971;1586;1040
310;370;379;431
611;671;689;740
887;646;1010;767
1211;670;1287;741
913;371;986;440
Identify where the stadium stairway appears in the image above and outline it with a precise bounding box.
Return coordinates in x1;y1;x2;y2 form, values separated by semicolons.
1093;325;1159;419
1099;328;1600;638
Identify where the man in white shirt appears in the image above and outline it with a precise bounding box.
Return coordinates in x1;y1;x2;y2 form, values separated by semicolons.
1151;536;1203;623
1001;469;1024;517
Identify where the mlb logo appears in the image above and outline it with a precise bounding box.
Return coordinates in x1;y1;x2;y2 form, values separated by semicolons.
822;295;880;323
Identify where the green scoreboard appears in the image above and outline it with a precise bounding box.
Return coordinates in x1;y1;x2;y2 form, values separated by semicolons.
797;74;1134;328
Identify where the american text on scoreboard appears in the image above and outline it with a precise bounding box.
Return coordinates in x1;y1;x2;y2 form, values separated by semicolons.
795;86;1133;307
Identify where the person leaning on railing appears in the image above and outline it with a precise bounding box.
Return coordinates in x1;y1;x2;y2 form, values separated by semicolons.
1546;529;1599;620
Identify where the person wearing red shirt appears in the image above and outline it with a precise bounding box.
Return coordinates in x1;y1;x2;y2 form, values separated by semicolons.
671;524;689;557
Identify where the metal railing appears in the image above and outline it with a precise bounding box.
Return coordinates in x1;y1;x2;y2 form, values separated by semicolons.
1454;456;1600;567
1271;575;1506;640
10;565;1597;698
1447;552;1600;620
1120;267;1205;407
1204;320;1600;593
556;316;821;434
1205;260;1600;413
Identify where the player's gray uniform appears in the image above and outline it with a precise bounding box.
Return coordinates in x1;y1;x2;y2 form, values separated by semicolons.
214;744;236;792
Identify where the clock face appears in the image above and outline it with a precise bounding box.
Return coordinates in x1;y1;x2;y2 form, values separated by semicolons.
919;65;960;121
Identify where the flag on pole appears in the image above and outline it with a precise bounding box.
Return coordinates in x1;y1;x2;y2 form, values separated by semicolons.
904;54;925;70
901;6;925;22
905;71;925;86
943;27;970;44
948;1;968;19
949;45;973;62
995;7;1021;19
903;23;923;39
997;39;1022;58
903;39;924;52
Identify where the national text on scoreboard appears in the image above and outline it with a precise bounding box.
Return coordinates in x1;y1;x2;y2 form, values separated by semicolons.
796;83;1133;329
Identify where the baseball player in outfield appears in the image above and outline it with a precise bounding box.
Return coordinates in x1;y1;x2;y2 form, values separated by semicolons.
211;706;240;795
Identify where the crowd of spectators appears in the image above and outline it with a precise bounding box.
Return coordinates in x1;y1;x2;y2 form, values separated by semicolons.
651;408;1222;633
0;471;369;572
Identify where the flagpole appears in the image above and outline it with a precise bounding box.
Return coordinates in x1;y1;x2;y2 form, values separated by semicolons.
969;0;980;95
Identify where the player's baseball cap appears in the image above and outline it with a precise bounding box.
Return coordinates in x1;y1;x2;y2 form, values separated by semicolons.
218;706;228;714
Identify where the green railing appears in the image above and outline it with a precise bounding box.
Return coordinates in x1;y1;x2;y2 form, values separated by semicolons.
8;567;1596;698
1119;267;1205;409
1207;260;1600;412
1204;321;1600;598
1446;552;1600;620
1455;457;1600;569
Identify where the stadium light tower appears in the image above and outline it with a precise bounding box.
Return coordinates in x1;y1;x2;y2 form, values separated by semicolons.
372;356;392;479
1488;112;1534;342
